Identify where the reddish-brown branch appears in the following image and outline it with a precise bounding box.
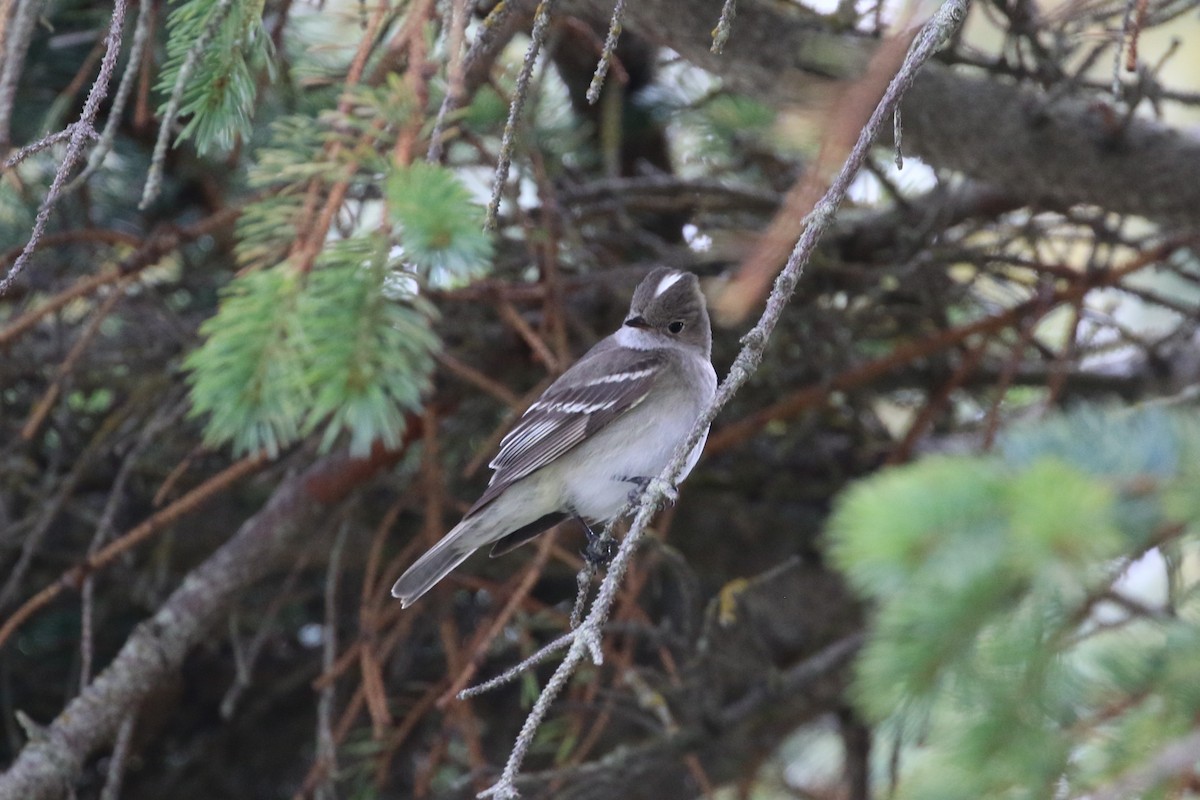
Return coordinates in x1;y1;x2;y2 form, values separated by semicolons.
712;21;919;324
304;433;416;504
21;278;131;440
0;208;239;348
391;0;436;165
886;337;987;464
980;316;1039;450
289;1;390;274
1125;0;1151;72
437;532;558;706
0;454;269;652
525;146;570;364
498;298;562;372
437;350;523;408
372;678;447;788
0;228;140;269
440;619;490;791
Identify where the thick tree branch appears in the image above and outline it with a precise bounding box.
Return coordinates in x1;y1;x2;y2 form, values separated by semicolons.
581;0;1200;230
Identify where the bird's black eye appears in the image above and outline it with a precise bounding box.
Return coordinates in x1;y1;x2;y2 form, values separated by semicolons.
667;320;686;334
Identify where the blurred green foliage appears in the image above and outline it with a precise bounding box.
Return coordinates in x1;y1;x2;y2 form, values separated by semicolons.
829;407;1200;799
158;0;274;154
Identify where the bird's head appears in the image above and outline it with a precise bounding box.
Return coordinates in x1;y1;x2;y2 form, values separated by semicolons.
624;268;712;356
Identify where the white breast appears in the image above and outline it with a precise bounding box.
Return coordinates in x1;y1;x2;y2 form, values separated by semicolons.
557;355;717;522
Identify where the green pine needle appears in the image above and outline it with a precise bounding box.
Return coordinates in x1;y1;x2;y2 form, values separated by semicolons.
185;265;307;457
158;0;273;154
188;235;441;458
298;238;438;456
386;162;493;283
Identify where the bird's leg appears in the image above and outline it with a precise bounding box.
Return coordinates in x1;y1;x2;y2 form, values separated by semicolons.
622;475;678;506
572;511;616;566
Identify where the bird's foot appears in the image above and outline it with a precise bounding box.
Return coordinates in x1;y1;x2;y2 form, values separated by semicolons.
576;516;616;567
622;475;678;506
583;534;617;567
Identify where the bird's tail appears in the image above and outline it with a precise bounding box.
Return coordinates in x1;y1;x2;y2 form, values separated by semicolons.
390;518;481;608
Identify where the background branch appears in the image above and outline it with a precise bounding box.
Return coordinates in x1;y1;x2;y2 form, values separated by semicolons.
0;442;418;800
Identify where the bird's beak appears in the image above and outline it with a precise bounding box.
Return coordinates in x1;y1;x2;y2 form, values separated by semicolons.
624;316;651;329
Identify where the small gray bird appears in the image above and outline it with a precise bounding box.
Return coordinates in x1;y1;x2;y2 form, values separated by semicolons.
391;268;717;607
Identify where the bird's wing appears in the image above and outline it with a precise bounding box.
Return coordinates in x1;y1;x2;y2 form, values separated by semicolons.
466;347;666;515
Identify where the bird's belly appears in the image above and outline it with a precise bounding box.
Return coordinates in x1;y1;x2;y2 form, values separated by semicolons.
557;399;707;523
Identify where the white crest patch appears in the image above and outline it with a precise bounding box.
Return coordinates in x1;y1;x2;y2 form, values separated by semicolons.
654;272;684;297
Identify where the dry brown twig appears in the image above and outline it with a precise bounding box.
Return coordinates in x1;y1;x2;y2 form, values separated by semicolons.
712;13;921;325
0;455;269;651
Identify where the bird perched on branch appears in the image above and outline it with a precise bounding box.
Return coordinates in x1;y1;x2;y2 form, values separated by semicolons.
392;268;717;607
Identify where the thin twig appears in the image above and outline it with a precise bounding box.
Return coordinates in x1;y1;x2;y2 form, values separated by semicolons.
444;0;471;119
3;126;93;168
0;0;46;151
314;521;350;800
497;299;561;372
0;400;134;609
705;236;1183;454
438;533;557;706
586;0;627;105
98;713;137;800
67;0;154;193
0;0;129;296
436;350;523;407
571;561;598;629
0;455;269;652
220;547;314;719
457;632;575;700
81;395;188;690
711;0;738;54
0;207;239;348
21;278;132;442
485;0;559;229
426;0;516;162
477;1;971;795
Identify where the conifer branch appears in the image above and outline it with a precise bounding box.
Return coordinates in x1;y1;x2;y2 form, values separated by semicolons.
139;0;236;209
